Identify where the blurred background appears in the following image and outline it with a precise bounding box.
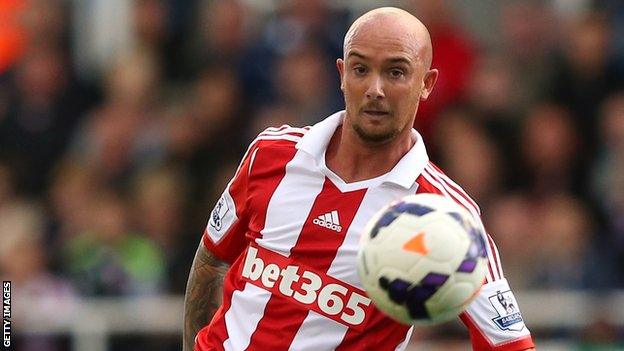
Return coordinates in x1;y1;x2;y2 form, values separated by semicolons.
1;0;624;350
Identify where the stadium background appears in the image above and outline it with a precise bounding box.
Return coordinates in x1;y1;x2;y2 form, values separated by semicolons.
1;0;624;350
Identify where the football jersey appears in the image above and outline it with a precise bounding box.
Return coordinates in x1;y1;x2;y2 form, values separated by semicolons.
196;111;534;351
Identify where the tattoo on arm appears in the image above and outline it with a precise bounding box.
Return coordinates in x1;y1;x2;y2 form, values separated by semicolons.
183;242;229;351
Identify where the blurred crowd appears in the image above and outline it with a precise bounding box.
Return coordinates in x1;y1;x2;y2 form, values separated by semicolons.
1;0;624;348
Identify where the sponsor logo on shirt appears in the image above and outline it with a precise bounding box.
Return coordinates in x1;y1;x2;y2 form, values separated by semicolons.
312;210;342;232
240;245;372;330
488;290;525;331
209;195;229;231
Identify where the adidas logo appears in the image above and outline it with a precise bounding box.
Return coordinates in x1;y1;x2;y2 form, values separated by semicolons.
313;210;342;232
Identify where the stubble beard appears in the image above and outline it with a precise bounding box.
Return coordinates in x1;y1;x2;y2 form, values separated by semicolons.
352;122;400;144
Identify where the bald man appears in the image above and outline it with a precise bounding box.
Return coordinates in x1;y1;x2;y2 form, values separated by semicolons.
184;7;535;351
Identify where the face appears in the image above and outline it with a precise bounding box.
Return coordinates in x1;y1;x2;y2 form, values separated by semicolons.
337;20;437;144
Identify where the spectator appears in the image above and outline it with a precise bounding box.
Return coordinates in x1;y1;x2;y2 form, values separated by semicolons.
177;65;248;203
484;194;536;289
532;194;599;288
591;92;624;279
0;45;96;195
193;0;254;65
131;166;194;293
548;11;624;156
0;201;76;351
69;49;163;184
433;108;503;204
62;190;166;296
498;1;558;112
47;160;101;266
517;102;584;197
273;43;338;125
403;0;477;140
592;92;624;224
132;0;186;81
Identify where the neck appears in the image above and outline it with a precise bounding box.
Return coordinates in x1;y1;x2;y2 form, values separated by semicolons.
325;123;414;183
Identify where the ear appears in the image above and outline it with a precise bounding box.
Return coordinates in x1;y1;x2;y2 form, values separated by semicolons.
336;58;345;92
420;68;439;101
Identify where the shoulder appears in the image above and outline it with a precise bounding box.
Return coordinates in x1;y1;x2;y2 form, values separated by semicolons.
416;161;482;216
250;125;311;150
239;125;311;171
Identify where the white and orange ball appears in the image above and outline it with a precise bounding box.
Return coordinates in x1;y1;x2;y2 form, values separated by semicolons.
357;193;488;325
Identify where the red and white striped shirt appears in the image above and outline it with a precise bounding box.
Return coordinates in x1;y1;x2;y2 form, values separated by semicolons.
197;111;534;351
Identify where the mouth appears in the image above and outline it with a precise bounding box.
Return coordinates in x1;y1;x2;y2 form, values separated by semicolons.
362;110;390;117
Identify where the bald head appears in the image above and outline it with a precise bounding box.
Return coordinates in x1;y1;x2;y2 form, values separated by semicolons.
336;7;439;146
343;7;433;68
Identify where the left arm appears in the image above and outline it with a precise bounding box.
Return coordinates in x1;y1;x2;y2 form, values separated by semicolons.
422;163;535;350
460;233;535;351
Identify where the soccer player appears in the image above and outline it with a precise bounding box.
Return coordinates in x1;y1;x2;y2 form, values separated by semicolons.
184;7;535;351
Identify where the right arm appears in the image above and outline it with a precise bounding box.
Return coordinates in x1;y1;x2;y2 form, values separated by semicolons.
183;242;229;351
183;135;263;350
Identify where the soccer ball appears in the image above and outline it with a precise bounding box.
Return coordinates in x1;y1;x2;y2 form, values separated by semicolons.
357;193;488;325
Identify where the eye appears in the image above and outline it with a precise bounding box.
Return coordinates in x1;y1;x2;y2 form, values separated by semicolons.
388;68;405;79
353;65;368;76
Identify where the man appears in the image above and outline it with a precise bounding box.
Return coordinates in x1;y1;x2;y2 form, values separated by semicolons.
184;7;535;351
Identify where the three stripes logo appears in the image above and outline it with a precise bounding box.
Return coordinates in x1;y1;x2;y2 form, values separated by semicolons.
313;210;342;232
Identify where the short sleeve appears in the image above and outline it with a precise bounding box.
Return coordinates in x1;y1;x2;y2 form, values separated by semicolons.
202;141;259;263
419;163;534;349
460;278;534;350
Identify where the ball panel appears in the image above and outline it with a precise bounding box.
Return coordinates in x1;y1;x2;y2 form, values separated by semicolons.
427;281;480;323
418;215;469;263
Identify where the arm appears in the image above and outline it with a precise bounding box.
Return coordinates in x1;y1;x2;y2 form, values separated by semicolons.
419;164;534;350
460;258;535;351
183;242;229;351
183;134;265;349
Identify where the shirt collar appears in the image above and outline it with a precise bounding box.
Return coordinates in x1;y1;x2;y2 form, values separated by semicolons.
296;110;429;189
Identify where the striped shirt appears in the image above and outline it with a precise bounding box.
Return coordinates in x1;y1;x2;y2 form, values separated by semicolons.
196;111;534;351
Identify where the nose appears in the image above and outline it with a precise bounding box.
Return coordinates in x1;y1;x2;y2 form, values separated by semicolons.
365;75;385;100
